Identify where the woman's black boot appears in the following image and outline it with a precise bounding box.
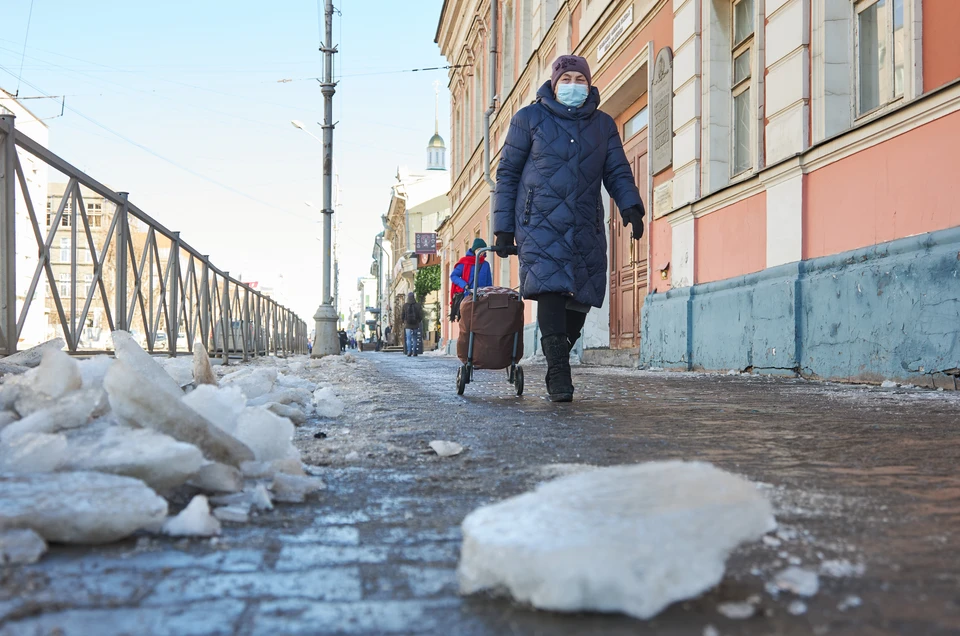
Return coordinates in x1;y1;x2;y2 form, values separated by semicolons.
541;334;574;402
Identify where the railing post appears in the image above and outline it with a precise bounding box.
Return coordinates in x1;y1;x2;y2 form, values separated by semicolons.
200;256;210;351
0;114;16;356
221;273;230;365
241;286;250;363
115;192;129;332
168;231;180;357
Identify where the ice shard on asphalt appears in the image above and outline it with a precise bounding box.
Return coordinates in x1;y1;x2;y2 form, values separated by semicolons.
457;460;776;619
0;471;168;544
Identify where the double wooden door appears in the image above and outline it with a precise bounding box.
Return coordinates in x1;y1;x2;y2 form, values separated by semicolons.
609;128;649;350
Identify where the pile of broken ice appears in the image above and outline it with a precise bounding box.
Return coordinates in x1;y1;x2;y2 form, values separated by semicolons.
0;332;335;564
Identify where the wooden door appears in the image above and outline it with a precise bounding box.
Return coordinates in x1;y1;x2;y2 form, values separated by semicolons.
609;128;649;350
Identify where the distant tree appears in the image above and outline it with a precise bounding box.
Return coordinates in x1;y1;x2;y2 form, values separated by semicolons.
414;264;441;304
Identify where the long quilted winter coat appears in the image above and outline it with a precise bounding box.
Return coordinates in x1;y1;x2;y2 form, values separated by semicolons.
493;81;644;308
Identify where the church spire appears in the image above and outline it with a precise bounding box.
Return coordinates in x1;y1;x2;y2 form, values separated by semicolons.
426;80;446;171
434;80;440;135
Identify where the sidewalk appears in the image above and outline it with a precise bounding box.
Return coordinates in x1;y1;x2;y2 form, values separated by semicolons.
3;351;960;635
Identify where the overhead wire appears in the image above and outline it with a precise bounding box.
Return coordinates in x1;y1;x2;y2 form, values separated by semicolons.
0;62;316;224
15;0;35;96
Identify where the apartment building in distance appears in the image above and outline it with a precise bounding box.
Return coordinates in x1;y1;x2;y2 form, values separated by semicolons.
1;89;49;349
437;0;960;386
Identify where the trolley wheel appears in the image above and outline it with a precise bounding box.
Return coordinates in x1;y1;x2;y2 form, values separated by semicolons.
507;365;515;383
515;366;524;396
456;365;467;395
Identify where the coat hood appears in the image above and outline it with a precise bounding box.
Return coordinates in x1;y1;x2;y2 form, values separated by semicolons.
536;80;600;119
406;292;415;303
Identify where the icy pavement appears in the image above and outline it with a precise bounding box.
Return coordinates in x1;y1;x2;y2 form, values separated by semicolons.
1;349;960;634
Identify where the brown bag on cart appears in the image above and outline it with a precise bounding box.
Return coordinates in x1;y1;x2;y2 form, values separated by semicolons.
457;286;525;369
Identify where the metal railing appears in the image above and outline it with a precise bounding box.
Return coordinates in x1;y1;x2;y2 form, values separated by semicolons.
0;114;308;361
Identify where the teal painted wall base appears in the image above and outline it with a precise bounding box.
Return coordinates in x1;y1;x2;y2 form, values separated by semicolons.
641;226;960;388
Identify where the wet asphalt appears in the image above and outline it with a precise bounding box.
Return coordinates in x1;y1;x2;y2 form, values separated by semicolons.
2;351;959;635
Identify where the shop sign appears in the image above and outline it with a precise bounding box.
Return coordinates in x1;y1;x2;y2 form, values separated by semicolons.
415;233;438;255
651;47;674;175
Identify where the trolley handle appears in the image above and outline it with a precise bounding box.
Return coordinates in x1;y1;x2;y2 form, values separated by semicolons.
472;245;516;294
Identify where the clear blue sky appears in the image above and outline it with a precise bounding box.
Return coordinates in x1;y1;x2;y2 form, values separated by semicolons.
0;0;450;322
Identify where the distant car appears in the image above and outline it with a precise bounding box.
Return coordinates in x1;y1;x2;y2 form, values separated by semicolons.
213;320;267;355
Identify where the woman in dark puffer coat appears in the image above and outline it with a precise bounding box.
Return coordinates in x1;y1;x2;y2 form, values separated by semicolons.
493;55;645;402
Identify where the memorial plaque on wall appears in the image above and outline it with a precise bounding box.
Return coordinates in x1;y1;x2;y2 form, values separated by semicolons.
651;47;674;175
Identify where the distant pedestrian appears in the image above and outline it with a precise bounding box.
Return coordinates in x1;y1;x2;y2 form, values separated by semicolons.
307;339;313;355
338;329;348;353
384;325;393;347
493;55;645;402
449;238;493;321
401;292;423;357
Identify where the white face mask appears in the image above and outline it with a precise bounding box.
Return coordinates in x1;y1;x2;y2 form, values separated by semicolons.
556;83;588;107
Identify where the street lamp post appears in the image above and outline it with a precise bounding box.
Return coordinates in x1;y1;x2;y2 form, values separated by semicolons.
293;1;339;357
374;236;389;344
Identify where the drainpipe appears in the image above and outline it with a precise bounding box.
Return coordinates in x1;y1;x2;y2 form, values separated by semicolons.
483;0;499;245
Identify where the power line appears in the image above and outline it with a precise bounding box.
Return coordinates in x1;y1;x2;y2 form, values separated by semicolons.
15;0;35;96
0;62;316;224
275;64;470;84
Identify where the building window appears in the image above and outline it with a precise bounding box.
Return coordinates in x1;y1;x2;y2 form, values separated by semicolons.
473;53;484;151
59;238;70;263
731;0;754;176
59;273;70;297
501;0;515;97
856;0;904;117
623;107;649;140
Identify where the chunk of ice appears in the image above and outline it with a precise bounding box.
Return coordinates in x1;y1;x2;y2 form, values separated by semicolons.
312;387;345;418
247;388;313;409
213;503;250;523
211;484;273;511
189;462;243;493
787;600;808;615
0;432;67;473
773;567;819;597
0;410;17;430
837;595;862;611
158;357;195;388
105;359;254;467
880;380;898;388
111;331;183;399
221;368;277;400
182;384;246;436
62;424;204;491
31;346;82;398
235;407;299;462
0;528;47;564
78;355;114;390
276;373;315;391
1;388;106;443
270;473;325;503
0;471;168;544
266;402;307;426
162;495;221;537
716;602;755;619
430;440;464;457
192;345;217;386
0;339;66;368
819;559;865;578
458;461;775;619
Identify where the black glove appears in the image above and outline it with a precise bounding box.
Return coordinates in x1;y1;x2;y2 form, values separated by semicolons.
493;232;515;258
622;205;645;240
